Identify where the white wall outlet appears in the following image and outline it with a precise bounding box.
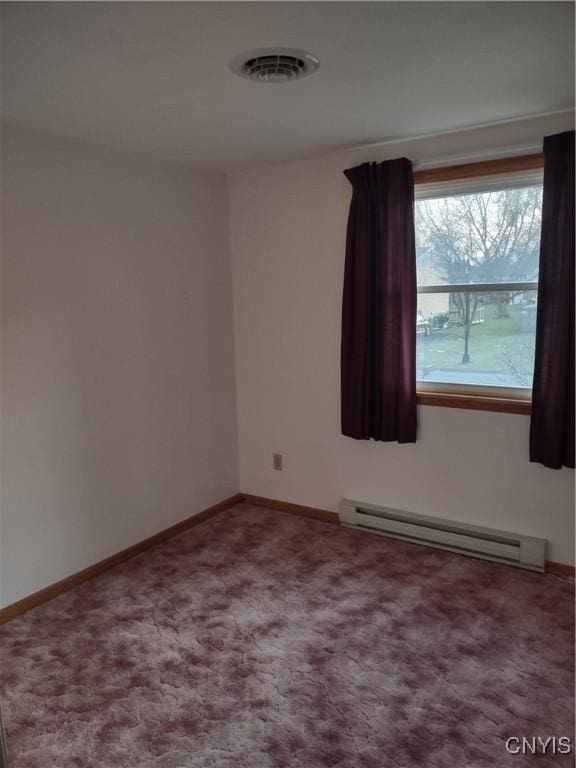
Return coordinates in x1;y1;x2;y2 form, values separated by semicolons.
273;453;283;471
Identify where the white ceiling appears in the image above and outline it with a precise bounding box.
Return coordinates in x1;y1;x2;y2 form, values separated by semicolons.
2;2;574;171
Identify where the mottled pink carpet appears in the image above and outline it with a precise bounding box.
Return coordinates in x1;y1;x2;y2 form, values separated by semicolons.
0;503;573;768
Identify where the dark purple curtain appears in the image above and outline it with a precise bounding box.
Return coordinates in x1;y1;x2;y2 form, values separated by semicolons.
341;159;417;443
530;130;575;469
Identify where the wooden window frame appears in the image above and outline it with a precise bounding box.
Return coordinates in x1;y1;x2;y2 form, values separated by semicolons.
413;153;544;185
414;153;544;416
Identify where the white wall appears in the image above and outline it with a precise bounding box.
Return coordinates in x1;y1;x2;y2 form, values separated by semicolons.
229;112;575;566
0;128;239;606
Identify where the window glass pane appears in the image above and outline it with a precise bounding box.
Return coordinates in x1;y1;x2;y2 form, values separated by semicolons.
416;186;542;286
416;290;537;389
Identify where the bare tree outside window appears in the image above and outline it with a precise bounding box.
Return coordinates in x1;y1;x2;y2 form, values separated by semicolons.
417;187;541;361
415;184;542;389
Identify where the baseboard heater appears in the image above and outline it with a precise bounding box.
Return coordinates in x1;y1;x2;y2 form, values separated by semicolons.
339;499;546;572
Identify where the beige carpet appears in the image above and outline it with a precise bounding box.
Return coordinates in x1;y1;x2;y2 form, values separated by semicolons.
0;504;573;767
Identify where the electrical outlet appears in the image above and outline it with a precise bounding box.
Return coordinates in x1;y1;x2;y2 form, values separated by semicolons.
273;453;283;471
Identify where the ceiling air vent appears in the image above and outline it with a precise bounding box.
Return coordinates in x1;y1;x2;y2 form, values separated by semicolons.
229;48;319;83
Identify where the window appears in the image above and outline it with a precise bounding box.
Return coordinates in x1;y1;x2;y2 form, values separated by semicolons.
414;162;543;409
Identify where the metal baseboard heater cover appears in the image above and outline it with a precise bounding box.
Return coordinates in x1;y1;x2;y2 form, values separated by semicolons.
339;499;547;572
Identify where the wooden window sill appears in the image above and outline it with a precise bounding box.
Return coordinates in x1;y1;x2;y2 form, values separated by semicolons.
417;391;531;415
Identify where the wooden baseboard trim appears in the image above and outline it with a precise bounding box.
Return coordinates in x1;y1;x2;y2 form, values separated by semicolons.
240;494;575;578
2;491;571;625
240;494;339;525
0;493;242;626
545;560;575;578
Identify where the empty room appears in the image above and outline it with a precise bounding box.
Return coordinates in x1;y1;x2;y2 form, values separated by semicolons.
0;2;574;766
